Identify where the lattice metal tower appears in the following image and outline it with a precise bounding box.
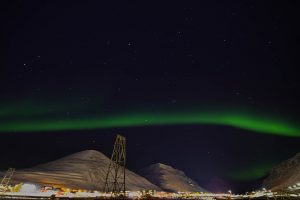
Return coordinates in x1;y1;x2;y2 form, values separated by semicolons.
103;134;126;194
0;168;15;191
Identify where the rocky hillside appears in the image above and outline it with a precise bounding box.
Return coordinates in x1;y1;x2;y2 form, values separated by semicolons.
263;152;300;191
140;163;207;192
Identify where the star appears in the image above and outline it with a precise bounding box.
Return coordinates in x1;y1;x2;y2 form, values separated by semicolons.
233;90;241;96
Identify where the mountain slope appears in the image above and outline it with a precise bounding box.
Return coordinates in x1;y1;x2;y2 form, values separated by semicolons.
140;163;207;192
7;150;160;191
263;153;300;191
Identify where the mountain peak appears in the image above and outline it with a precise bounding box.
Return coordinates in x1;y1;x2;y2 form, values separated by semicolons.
141;163;207;192
37;150;110;165
150;163;174;170
65;149;107;160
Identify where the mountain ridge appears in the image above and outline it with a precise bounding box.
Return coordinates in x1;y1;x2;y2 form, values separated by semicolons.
263;152;300;191
140;163;207;192
5;150;160;191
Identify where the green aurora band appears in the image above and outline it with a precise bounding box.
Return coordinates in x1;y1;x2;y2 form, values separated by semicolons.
229;163;274;181
0;109;299;136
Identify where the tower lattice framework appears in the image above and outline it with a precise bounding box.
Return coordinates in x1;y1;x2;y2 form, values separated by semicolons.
0;168;15;191
103;134;126;194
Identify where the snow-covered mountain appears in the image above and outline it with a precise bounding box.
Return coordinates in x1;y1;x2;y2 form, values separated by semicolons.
140;163;207;192
263;152;300;191
5;150;160;191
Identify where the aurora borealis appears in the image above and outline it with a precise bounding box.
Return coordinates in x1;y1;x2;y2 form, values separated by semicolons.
229;163;275;181
0;104;299;136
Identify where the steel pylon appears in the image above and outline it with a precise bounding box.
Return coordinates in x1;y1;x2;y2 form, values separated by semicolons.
0;168;15;191
103;134;126;194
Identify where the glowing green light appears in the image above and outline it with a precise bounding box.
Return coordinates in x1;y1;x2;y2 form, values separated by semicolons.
0;109;299;136
229;163;274;181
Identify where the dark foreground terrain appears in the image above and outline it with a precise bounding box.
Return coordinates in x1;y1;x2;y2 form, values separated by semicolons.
1;195;300;200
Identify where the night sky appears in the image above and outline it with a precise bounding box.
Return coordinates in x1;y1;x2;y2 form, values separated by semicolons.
1;0;300;193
